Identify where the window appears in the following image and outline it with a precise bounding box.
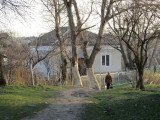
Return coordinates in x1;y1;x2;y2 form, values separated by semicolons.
102;55;110;66
102;56;105;65
106;55;109;66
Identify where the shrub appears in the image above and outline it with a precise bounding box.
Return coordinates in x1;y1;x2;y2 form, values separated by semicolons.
144;70;160;84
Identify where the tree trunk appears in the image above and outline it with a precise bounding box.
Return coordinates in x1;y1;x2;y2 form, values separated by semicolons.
87;68;100;90
70;66;74;85
63;0;82;87
47;71;50;81
126;47;134;69
119;40;129;70
72;63;83;86
30;62;34;85
54;2;68;85
59;37;68;85
85;22;105;90
61;58;68;85
0;54;6;86
81;38;101;90
148;38;159;70
71;36;82;86
136;68;145;90
8;59;12;85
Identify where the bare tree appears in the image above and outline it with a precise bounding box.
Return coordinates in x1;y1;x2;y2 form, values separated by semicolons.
63;0;84;86
63;0;103;88
0;0;32;86
0;33;8;86
78;0;133;89
109;0;160;89
0;0;31;26
148;38;159;70
43;56;52;81
62;0;132;89
2;35;32;85
107;3;135;71
28;41;54;85
71;0;101;89
41;0;69;85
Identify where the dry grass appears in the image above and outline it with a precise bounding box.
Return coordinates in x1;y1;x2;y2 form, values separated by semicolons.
144;70;160;84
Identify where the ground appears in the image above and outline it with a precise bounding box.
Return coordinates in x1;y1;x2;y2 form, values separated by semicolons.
22;87;96;120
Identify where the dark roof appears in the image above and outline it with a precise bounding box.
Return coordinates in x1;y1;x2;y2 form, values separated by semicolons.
77;30;98;46
29;27;115;46
102;33;119;46
29;27;68;46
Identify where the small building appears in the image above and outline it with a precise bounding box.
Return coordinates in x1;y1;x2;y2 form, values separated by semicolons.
29;27;122;78
85;45;121;74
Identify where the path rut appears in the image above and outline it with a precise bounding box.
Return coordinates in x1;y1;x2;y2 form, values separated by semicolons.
22;87;95;120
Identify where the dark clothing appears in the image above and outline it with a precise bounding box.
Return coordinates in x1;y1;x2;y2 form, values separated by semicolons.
105;74;112;84
107;83;110;89
105;74;112;89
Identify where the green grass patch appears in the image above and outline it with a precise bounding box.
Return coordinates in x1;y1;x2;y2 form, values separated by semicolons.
82;84;160;120
0;85;67;120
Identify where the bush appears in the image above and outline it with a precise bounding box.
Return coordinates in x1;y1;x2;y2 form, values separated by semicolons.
144;70;160;84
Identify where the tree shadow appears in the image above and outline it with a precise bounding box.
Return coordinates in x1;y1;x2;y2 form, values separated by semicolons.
82;90;160;120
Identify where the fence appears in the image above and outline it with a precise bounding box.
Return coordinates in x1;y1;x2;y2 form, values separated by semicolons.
81;70;137;88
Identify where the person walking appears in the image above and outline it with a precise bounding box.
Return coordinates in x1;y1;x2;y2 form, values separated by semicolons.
105;72;113;90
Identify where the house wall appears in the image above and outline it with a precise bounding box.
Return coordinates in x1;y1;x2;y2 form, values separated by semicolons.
86;45;122;74
34;57;56;78
30;46;60;78
50;45;122;76
31;45;122;78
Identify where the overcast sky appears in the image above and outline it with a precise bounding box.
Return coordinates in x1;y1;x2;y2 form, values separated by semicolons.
0;0;100;37
0;0;52;37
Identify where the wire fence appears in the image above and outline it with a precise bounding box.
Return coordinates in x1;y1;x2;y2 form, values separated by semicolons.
81;70;137;88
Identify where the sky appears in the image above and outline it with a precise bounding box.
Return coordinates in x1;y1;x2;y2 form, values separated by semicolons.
0;0;52;37
11;15;50;37
0;0;100;37
10;16;50;37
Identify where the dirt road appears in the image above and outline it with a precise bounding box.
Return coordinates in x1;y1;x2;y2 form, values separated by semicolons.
22;87;95;120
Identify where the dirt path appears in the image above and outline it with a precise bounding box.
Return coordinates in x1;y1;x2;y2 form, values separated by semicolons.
22;87;95;120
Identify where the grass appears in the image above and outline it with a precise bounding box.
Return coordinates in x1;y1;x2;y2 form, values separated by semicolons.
82;84;160;120
0;85;67;120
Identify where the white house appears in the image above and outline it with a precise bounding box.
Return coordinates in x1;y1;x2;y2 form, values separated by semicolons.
86;45;121;74
30;46;56;78
29;27;122;78
30;45;121;78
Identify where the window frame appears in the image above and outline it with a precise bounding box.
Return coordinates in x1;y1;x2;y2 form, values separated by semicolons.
101;54;110;66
